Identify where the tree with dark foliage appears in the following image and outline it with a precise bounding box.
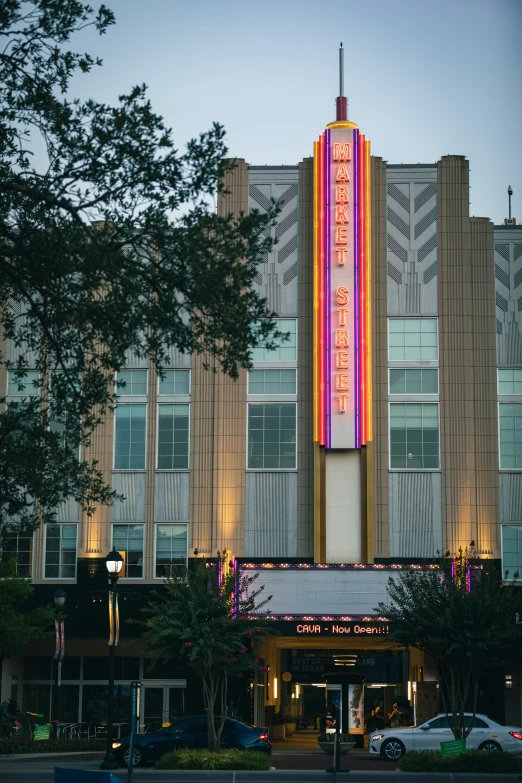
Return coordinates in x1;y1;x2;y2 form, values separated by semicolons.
376;546;521;741
0;1;279;534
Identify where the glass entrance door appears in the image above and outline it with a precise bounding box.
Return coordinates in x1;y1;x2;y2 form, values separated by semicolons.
141;685;185;733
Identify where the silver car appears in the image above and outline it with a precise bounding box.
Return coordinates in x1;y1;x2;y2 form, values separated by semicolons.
369;712;522;760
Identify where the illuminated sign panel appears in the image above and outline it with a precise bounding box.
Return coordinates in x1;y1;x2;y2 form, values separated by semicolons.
313;124;372;449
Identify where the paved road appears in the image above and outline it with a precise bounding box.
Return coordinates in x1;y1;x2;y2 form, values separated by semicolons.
0;755;521;783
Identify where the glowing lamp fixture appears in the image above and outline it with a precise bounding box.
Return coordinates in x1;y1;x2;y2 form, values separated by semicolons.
53;588;67;608
105;549;124;575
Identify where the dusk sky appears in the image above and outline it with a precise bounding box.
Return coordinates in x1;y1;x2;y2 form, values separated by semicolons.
71;0;522;223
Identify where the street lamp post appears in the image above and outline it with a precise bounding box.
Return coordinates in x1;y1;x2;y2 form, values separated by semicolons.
100;549;124;770
51;588;67;737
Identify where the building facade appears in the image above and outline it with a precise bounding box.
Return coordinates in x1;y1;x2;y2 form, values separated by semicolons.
2;97;521;735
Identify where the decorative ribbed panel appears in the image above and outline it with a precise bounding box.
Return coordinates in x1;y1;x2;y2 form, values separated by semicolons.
386;170;438;316
245;473;297;557
56;497;79;522
123;347;148;368
390;472;442;557
155;472;189;521
111;472;146;521
163;344;191;368
248;169;299;316
500;474;522;522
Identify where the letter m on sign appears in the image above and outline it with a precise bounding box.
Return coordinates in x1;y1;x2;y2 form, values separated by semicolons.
333;143;351;161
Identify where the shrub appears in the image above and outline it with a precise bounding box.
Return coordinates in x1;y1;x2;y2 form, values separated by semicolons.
0;738;104;755
317;733;356;743
398;750;518;774
155;749;270;771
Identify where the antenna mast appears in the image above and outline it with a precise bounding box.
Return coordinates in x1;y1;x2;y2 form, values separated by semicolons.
336;43;348;121
508;185;513;220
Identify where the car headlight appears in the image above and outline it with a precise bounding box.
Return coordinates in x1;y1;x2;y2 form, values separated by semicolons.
112;742;122;749
371;734;384;741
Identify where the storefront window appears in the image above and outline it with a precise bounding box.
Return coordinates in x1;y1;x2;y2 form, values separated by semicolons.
56;685;80;723
82;684;133;729
23;684;50;721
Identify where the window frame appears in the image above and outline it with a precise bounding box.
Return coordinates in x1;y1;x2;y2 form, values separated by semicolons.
7;370;40;397
247;368;298;397
156;402;190;471
498;402;522;471
113;403;148;471
157;369;191;397
112;523;145;580
116;369;149;397
498;368;522;396
251;318;298;363
1;530;34;578
387;317;439;363
500;524;522;582
388;401;440;471
246;401;298;471
43;523;78;580
154;523;189;580
388;368;439;396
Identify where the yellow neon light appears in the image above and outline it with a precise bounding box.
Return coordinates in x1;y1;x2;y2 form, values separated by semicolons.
313;141;320;442
365;140;372;441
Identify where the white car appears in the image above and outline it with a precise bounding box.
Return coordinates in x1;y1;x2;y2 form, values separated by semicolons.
369;713;522;760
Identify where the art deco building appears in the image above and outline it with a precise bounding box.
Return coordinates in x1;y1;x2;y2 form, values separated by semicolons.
1;65;521;735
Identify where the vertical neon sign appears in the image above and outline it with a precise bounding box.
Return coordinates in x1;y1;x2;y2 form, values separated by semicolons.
313;122;372;449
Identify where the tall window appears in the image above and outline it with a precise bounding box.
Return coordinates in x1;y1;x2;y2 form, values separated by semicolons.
116;370;148;395
389;368;438;394
502;525;522;581
248;369;297;395
390;403;439;469
252;320;297;362
112;524;144;578
45;524;77;578
2;531;33;577
248;403;296;469
498;369;522;395
499;403;522;469
114;404;146;469
155;524;188;578
159;370;190;395
157;404;189;469
388;318;438;361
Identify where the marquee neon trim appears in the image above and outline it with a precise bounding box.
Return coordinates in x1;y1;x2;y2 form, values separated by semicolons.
313;125;372;448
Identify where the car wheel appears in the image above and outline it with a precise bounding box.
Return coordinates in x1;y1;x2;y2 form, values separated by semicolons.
479;740;502;752
381;738;405;760
124;746;144;767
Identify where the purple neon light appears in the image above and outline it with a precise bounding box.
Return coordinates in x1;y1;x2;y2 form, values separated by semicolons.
325;129;331;448
233;558;238;619
353;129;360;448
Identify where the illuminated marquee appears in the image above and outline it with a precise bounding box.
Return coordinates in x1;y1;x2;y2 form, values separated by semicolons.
313;123;372;448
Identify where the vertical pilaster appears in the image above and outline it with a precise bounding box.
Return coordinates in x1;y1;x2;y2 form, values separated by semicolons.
298;157;314;557
371;156;389;557
438;156;498;555
190;159;248;556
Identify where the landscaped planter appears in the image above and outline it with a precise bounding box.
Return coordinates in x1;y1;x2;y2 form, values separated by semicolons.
317;734;357;755
271;724;285;740
285;722;296;736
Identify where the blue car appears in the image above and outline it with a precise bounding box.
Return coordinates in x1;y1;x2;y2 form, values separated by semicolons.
112;715;271;766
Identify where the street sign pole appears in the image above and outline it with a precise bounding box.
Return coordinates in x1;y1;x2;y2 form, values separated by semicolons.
127;681;141;783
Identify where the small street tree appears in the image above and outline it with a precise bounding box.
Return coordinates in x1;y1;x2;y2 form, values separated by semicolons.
376;546;522;741
0;550;54;685
1;1;280;535
141;553;272;751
